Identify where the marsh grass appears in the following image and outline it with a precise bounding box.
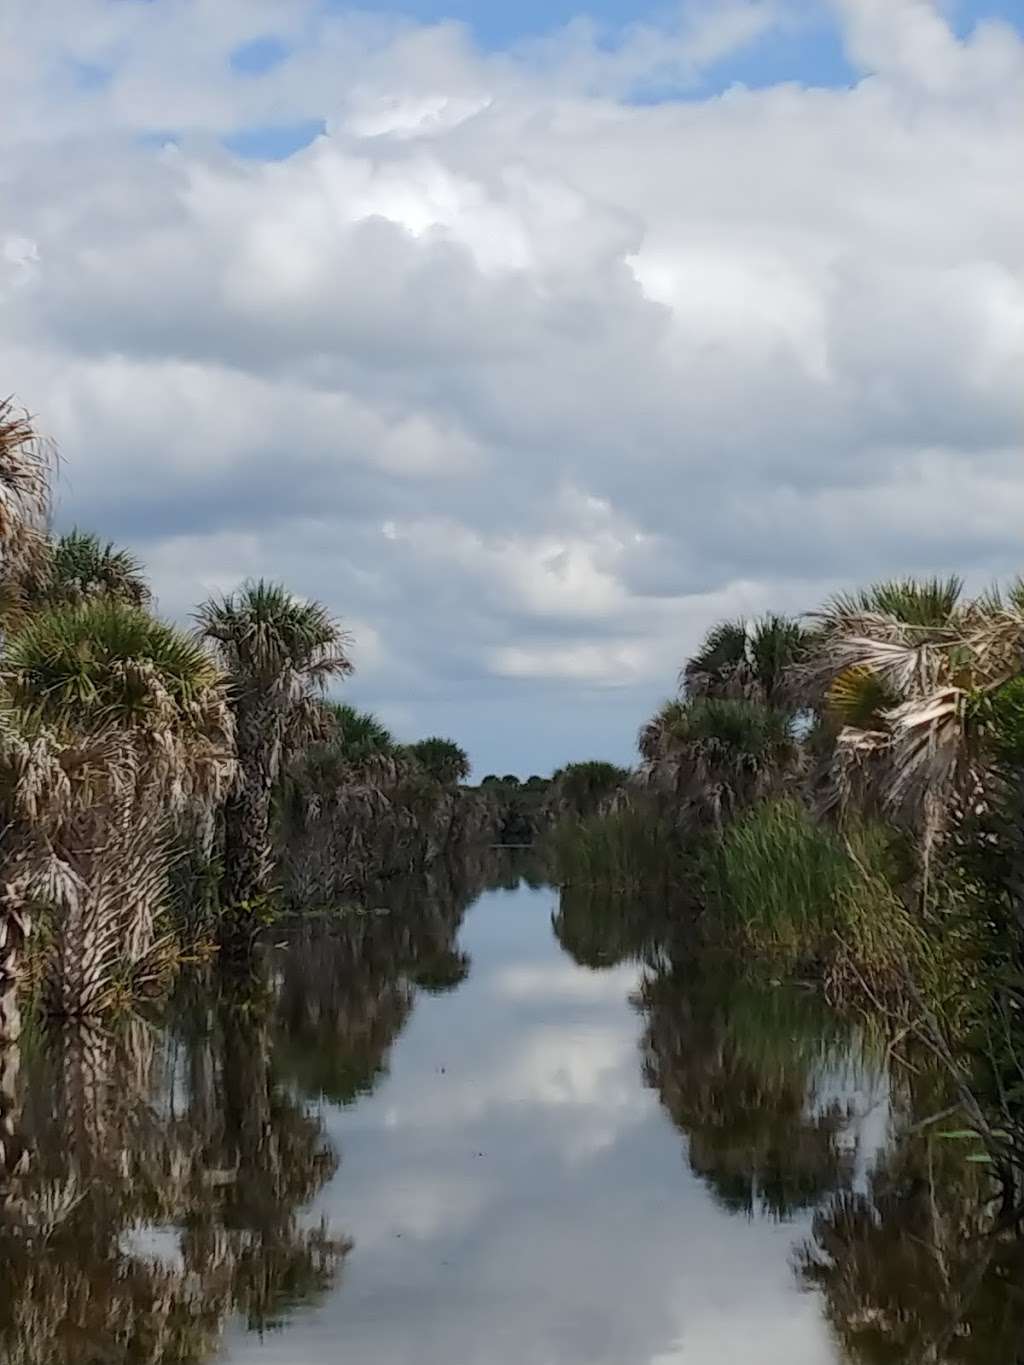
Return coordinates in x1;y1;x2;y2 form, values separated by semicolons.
710;798;983;1013
548;804;684;892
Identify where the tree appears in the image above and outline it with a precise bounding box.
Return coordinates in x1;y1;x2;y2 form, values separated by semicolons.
31;528;151;609
546;760;628;819
196;581;352;914
639;696;798;827
2;599;234;1018
683;614;810;710
0;398;51;631
810;576;1024;858
405;737;470;787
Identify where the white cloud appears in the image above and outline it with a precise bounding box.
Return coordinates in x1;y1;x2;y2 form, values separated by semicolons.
2;0;1023;770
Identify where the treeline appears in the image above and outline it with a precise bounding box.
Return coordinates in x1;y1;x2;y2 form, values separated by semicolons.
551;589;1024;1201
0;403;493;1036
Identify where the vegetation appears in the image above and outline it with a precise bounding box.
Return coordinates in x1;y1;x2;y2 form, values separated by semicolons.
542;584;1024;1203
0;403;497;1034
403;736;471;786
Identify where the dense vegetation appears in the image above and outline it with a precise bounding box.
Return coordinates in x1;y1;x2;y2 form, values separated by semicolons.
550;588;1024;1205
0;403;491;1034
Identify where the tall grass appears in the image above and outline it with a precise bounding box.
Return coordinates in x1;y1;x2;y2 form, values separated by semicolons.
548;805;682;891
710;798;981;1011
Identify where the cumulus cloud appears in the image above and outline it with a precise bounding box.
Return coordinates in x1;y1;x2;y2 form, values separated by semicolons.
2;0;1022;771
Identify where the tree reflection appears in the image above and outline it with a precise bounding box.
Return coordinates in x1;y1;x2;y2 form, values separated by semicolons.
553;887;675;970
272;852;525;1104
798;1091;1024;1364
0;988;346;1364
640;968;864;1220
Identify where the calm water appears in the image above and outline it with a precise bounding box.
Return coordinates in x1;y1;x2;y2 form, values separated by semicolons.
2;858;1022;1363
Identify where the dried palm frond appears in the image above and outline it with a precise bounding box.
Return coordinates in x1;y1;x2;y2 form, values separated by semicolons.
0;399;52;579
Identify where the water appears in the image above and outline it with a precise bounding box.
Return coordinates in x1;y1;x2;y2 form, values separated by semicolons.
2;860;1022;1363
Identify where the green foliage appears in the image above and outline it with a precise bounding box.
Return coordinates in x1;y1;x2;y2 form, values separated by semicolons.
681;697;795;754
827;575;964;627
548;760;628;816
405;736;471;786
711;797;853;968
196;579;352;693
973;675;1024;766
710;798;982;1012
548;805;684;892
322;702;394;765
683;613;810;708
684;618;748;692
748;614;811;702
4;598;223;732
34;528;151;608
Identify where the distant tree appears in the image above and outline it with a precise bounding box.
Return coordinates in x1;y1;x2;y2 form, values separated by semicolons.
501;774;520;787
406;737;471;786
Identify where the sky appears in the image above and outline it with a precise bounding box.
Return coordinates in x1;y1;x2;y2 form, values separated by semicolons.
1;0;1022;776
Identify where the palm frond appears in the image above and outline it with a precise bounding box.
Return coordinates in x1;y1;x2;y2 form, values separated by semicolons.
34;528;151;608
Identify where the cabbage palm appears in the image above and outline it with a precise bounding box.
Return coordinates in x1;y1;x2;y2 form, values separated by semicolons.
196;581;353;911
811;576;1024;850
683;614;810;711
1;600;234;1020
640;696;799;826
31;529;150;609
0;400;51;612
404;736;470;786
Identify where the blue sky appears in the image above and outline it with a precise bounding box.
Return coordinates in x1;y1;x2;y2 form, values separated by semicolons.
224;0;1023;160
321;0;1019;53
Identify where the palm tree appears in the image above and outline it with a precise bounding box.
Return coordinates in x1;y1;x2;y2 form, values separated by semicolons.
0;402;52;1037
2;599;234;1019
683;614;810;710
0;399;51;625
545;760;629;820
324;702;393;765
196;581;353;913
30;529;150;609
404;736;470;786
639;696;799;826
810;576;1024;857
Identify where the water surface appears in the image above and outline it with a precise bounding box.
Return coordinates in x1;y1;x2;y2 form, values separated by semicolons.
2;861;1022;1364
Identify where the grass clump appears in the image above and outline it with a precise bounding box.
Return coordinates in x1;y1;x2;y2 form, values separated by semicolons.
710;798;982;1014
548;804;683;892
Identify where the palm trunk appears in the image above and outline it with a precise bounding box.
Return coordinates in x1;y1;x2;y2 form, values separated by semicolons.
221;769;273;909
220;707;277;945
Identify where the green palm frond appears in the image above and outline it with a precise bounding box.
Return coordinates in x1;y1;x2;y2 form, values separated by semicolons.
4;600;223;733
826;576;964;628
827;666;898;730
195;580;353;692
35;528;151;608
324;702;394;763
638;698;689;762
405;737;470;786
683;619;749;697
748;614;812;705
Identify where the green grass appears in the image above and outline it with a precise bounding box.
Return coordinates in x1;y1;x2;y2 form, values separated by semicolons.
548;804;683;892
709;798;982;1013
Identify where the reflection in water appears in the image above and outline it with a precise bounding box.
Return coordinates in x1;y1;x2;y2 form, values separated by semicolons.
640;970;866;1221
798;1085;1024;1364
0;859;1021;1362
0;1000;344;1364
